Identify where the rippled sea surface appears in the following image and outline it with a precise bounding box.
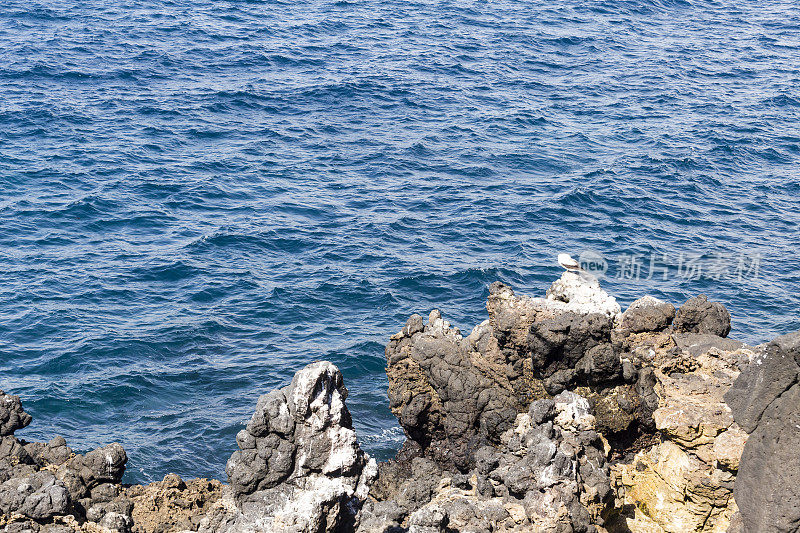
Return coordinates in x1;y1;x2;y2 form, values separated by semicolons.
1;0;799;483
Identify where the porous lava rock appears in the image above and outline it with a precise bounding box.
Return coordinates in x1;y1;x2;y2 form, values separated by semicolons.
385;309;518;471
0;391;32;437
619;296;675;334
0;392;132;533
0;471;70;520
387;276;659;473
672;295;731;337
124;474;224;533
202;361;377;533
361;392;614;532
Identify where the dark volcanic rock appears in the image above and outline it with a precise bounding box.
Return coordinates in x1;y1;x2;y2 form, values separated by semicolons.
488;280;653;411
620;296;676;333
23;436;74;469
733;382;800;533
672;332;745;359
528;311;617;386
0;390;32;437
486;279;622;402
673;295;732;337
0;435;36;483
362;392;614;532
387;279;662;476
381;277;676;531
725;330;800;532
725;342;798;433
56;443;128;502
386;310;518;471
0;390;131;530
226;361;372;498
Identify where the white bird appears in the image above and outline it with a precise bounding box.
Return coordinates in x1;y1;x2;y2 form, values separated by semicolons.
557;253;581;272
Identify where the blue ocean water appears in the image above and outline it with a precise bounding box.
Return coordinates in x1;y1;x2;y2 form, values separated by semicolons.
1;0;799;484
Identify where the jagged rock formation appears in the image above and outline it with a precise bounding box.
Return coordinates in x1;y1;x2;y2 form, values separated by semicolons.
0;392;132;532
486;275;623;402
201;361;377;533
724;331;800;533
611;336;752;533
383;276;746;533
386;274;659;475
361;392;614;532
2;274;786;533
2;363;377;533
487;278;661;449
0;471;70;521
385;308;518;471
0;391;32;437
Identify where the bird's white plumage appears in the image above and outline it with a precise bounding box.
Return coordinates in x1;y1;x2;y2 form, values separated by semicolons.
558;253;580;271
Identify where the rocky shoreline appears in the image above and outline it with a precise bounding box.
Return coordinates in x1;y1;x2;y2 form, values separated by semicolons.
1;272;796;532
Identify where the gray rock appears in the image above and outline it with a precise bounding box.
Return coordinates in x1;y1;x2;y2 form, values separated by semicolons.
356;500;405;532
386;310;518;470
673;332;745;358
54;443;127;502
733;382;800;532
212;361;377;533
3;520;40;533
408;505;448;532
725;330;800;532
99;511;133;533
86;496;134;531
375;390;613;533
0;435;35;483
90;482;121;503
82;443;127;484
0;471;70;520
394;459;442;511
24;436;73;467
529;398;555;425
727;511;744;533
227;362;371;497
528;311;615;381
621;296;676;333
0;435;29;461
40;527;74;533
0;392;129;527
0;390;32;437
725;341;799;433
388;280;659;473
673;295;732;337
772;330;800;364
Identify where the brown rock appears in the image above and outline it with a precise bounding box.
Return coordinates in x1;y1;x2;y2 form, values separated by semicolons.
124;474;223;533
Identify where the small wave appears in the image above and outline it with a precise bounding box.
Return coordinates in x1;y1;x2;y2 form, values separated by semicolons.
358;426;405;446
763;94;800;107
1;0;798;484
